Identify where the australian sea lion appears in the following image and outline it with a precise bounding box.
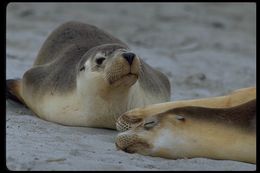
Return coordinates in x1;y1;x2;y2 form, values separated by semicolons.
116;96;256;163
116;86;256;131
6;21;171;129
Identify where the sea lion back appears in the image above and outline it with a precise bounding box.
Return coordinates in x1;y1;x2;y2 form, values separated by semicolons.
33;21;127;66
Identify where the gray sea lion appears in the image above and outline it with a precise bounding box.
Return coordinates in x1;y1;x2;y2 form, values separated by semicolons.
6;21;171;129
115;87;256;163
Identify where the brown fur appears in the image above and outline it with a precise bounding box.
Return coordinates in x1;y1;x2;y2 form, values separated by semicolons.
165;99;256;132
116;89;256;163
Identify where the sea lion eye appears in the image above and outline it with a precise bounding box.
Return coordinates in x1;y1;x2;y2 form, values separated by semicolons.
144;118;158;130
96;57;106;65
176;115;185;121
144;121;157;130
80;66;85;71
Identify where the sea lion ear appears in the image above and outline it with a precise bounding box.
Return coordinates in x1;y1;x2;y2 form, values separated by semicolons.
175;115;185;121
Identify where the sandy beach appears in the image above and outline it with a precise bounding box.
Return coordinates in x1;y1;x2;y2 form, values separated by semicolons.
6;3;256;170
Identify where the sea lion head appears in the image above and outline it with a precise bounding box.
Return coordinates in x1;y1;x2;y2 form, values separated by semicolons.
77;43;141;89
115;100;256;161
115;113;170;156
115;109;193;158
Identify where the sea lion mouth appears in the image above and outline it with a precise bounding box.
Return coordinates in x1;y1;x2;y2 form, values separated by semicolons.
115;133;150;154
109;73;138;87
123;73;138;80
121;73;138;79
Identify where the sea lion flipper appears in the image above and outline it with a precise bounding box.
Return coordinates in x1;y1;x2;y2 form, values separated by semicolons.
139;59;170;100
6;79;25;105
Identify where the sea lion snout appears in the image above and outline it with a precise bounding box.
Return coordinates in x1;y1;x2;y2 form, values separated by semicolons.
116;113;143;132
104;52;140;87
115;132;150;154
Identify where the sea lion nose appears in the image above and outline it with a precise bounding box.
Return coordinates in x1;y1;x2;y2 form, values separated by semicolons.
122;52;135;65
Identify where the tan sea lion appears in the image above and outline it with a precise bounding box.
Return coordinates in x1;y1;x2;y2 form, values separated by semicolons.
116;92;256;163
116;86;256;131
6;21;171;129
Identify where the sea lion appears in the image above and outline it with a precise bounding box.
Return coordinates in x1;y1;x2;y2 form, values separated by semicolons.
116;86;256;131
6;21;171;129
115;95;256;164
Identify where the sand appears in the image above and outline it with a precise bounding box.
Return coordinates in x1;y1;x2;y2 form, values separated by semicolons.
6;3;256;171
